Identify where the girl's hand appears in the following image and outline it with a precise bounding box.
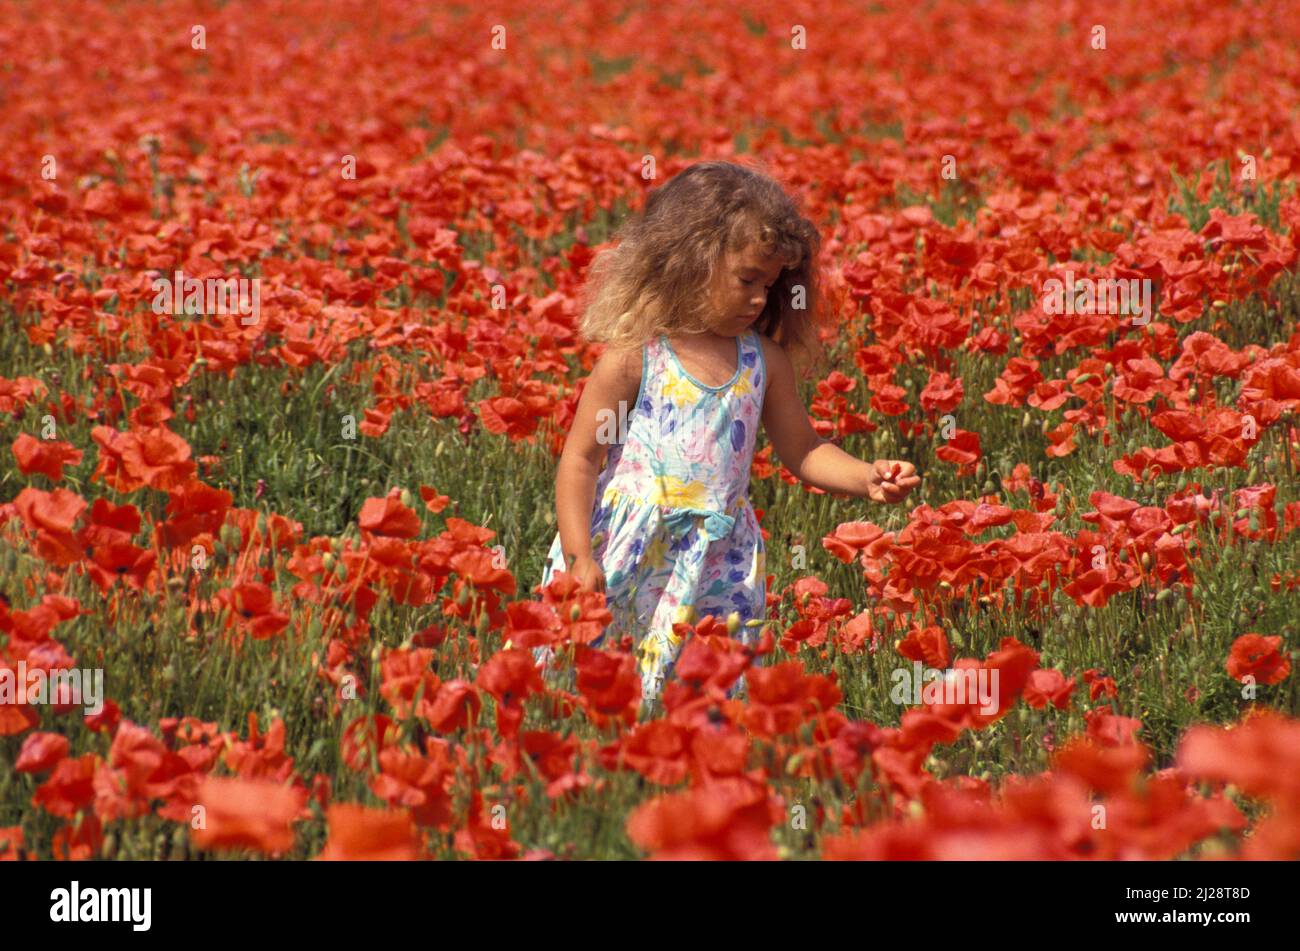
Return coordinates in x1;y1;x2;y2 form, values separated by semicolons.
567;555;607;594
864;459;920;504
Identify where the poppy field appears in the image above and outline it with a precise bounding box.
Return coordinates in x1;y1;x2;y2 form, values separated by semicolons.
2;0;1300;861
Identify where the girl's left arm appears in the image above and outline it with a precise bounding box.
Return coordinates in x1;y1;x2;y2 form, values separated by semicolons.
759;340;921;504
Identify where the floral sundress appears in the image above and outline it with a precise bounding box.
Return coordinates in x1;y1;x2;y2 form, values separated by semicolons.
535;328;769;710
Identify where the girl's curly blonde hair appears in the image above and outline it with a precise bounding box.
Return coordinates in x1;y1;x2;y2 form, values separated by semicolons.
576;158;828;381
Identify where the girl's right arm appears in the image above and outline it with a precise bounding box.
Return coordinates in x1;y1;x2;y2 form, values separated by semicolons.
554;344;643;592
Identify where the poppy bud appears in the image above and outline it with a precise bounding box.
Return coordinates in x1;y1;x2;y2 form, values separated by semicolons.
569;604;582;622
220;523;241;551
476;610;491;636
400;488;413;509
322;552;335;572
726;611;741;635
1141;551;1152;569
1188;385;1199;401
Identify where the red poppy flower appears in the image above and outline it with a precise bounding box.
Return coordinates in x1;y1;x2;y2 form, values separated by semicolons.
1178;709;1300;803
1225;633;1291;685
1052;736;1149;795
32;753;99;818
87;540;156;592
476;648;544;737
379;647;441;720
15;731;70;773
897;625;951;669
358;489;422;539
216;581;290;639
1022;669;1075;710
91;425;196;492
454;788;523;860
0;827;23;861
191;776;306;854
14;486;86;540
52;814;103;861
316;803;421;860
422;679;482;734
822;521;893;564
603;720;690;785
935;429;982;475
418;485;451;513
340;714;401;771
514;730;592;799
574;645;641;727
369;742;456;828
1081;669;1119;701
11;433;83;482
743;662;842;738
625;776;781;860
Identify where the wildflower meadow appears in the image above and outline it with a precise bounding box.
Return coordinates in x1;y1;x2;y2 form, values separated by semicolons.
1;0;1299;869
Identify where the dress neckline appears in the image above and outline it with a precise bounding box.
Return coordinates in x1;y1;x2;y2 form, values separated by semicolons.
660;331;745;392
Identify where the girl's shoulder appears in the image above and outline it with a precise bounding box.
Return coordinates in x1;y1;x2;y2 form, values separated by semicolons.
585;342;645;408
752;330;775;394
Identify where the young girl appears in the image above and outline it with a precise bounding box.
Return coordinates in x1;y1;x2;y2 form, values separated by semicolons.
534;160;920;715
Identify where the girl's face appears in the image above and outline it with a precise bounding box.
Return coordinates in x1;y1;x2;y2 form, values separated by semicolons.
705;243;786;336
